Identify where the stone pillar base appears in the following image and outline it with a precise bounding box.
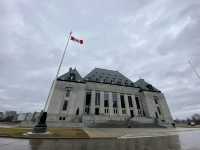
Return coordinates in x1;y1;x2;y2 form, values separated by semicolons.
32;125;47;133
32;111;47;133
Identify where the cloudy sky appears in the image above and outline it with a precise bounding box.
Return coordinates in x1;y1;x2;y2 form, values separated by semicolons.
0;0;200;119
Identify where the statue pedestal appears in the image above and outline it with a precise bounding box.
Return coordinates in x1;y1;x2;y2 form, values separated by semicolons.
32;124;47;133
32;111;48;133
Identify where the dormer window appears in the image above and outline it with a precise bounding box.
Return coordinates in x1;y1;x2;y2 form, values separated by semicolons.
65;87;72;97
146;84;154;90
70;73;76;80
117;79;122;85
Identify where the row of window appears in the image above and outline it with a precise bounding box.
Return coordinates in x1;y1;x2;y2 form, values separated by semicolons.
93;107;135;117
87;76;132;85
63;89;160;119
85;91;141;109
84;91;143;116
64;89;159;110
63;88;142;112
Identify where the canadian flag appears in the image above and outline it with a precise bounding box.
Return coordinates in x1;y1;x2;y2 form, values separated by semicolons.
70;35;83;44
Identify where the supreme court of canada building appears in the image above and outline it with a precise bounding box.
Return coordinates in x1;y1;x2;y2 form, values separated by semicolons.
46;67;173;127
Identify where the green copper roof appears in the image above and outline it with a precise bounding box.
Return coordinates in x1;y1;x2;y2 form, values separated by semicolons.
57;67;160;92
57;68;84;82
84;68;135;87
135;79;160;92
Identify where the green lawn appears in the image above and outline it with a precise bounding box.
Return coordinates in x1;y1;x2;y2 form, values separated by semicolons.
0;127;89;139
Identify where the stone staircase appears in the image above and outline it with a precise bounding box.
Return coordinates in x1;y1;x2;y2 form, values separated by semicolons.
130;117;154;123
128;117;165;128
82;116;167;128
87;120;129;128
82;115;129;127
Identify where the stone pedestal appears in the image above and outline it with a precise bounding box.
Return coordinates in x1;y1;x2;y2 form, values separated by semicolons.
32;111;47;133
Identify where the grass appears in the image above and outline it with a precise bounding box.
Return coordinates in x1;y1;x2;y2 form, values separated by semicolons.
48;128;89;138
0;128;31;138
0;127;89;139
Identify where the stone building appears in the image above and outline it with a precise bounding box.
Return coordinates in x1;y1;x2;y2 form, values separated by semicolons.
4;111;17;122
17;113;33;121
46;68;173;127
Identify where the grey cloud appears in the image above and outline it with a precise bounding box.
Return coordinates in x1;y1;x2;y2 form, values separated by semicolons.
0;0;200;119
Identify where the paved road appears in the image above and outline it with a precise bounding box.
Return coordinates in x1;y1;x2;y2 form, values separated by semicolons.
0;129;200;150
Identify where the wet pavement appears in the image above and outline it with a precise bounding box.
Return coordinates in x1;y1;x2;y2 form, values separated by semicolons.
0;130;200;150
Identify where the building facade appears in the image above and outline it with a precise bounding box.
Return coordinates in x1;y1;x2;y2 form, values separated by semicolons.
46;68;173;127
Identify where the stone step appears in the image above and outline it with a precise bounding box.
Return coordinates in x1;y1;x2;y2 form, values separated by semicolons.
130;117;154;124
87;120;129;128
127;117;166;128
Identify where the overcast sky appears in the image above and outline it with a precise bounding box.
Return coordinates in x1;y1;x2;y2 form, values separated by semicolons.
0;0;200;119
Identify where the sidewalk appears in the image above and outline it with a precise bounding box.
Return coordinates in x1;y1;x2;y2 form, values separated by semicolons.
83;128;200;139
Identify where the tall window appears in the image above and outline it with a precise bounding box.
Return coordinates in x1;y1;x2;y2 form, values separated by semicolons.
120;95;125;108
85;91;91;115
104;92;109;107
95;92;100;106
135;97;140;109
153;96;159;104
76;108;79;115
85;107;90;114
85;91;91;106
157;106;161;115
128;96;133;107
112;93;118;108
130;110;134;117
62;101;68;111
104;100;109;107
155;112;159;119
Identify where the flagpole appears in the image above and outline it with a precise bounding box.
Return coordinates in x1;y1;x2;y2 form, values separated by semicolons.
43;31;72;111
188;59;200;81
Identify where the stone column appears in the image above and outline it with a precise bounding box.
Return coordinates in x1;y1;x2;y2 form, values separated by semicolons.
117;93;122;115
139;98;144;116
109;92;113;116
124;95;130;116
100;91;104;115
131;95;138;117
90;90;95;114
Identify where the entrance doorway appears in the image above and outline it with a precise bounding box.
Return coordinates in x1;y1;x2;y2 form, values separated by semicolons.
130;110;134;117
